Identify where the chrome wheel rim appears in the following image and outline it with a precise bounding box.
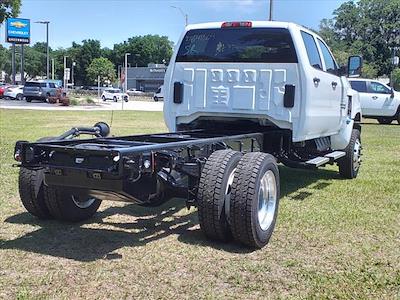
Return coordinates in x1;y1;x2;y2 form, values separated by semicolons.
71;195;96;209
257;170;277;231
224;168;236;218
353;139;361;172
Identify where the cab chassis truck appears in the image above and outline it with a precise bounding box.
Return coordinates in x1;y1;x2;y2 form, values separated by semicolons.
14;22;363;249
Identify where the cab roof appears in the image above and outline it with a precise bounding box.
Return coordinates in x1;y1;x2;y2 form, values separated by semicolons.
185;21;307;32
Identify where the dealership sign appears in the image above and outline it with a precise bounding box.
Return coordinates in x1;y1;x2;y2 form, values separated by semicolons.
6;18;30;44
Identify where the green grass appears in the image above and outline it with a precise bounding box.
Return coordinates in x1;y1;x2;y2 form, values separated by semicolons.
0;109;399;299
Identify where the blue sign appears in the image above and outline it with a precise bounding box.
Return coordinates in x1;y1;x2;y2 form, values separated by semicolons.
6;18;30;44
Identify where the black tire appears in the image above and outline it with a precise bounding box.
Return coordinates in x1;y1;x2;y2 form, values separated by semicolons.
18;137;55;219
26;97;32;102
45;93;50;103
44;186;101;222
19;168;52;219
113;96;117;102
338;129;362;179
16;93;24;101
197;150;242;242
377;117;393;125
230;152;280;249
154;96;159;102
102;95;106;101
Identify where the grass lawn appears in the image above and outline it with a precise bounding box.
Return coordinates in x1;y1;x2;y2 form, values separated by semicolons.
0;109;399;299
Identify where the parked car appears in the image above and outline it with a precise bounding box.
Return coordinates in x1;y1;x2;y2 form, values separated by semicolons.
4;85;24;100
153;85;164;102
349;79;400;124
127;88;144;96
101;88;129;102
23;80;62;102
0;84;10;98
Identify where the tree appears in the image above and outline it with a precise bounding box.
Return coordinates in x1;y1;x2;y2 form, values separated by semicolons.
86;57;116;85
393;68;400;90
0;0;21;24
112;35;173;68
319;0;400;76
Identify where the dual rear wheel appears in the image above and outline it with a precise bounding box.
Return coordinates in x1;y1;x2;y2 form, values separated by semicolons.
197;150;280;249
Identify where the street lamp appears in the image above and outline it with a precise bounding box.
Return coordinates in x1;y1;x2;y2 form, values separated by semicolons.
63;55;68;89
171;6;188;26
269;0;274;21
124;53;130;93
35;21;50;80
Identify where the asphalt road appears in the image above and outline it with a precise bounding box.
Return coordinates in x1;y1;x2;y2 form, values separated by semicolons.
0;99;164;111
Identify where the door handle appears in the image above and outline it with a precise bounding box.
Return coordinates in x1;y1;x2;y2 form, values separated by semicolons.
372;96;378;100
331;81;338;88
313;77;320;84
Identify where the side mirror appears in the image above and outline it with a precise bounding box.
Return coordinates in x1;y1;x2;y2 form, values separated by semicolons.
347;56;363;78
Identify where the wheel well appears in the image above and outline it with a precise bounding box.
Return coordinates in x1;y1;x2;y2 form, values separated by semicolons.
354;112;361;122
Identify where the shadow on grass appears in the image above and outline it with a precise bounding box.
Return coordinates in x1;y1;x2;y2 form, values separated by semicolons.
1;166;341;261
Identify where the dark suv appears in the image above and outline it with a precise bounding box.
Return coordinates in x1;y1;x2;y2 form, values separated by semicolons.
23;81;60;102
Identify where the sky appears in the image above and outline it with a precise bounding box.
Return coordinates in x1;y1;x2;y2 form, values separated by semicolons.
1;0;347;49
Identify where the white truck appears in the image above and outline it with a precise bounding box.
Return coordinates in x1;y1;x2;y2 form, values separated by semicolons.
14;21;363;249
349;78;400;124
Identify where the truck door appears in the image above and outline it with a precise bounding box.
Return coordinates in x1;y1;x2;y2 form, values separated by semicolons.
316;38;343;130
300;31;341;135
367;81;396;116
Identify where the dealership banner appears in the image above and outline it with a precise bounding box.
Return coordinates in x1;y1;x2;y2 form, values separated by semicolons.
6;18;30;44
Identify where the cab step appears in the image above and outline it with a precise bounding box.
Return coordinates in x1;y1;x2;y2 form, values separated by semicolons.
305;151;346;167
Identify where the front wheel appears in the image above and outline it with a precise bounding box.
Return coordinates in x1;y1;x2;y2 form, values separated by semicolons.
153;96;159;102
230;152;280;249
44;186;101;222
338;129;361;179
113;96;117;102
102;95;106;101
16;93;24;101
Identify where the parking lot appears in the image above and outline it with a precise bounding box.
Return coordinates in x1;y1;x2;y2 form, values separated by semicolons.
0;98;163;111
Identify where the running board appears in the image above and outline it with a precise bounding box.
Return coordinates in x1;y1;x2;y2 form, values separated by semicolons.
306;151;346;167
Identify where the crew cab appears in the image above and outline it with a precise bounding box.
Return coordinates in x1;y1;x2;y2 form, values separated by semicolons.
101;88;129;102
14;21;363;250
349;78;400;124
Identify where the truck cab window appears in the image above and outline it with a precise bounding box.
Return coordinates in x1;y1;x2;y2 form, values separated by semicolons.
317;39;337;75
301;31;322;70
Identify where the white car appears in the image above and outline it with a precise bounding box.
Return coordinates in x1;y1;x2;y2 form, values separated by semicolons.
4;85;24;100
349;79;400;124
127;88;144;96
101;88;129;102
153;86;164;102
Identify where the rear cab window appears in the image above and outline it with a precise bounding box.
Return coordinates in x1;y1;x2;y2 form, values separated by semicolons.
350;81;367;93
301;31;322;70
176;28;298;63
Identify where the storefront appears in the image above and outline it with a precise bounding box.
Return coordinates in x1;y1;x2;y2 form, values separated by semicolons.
126;64;166;92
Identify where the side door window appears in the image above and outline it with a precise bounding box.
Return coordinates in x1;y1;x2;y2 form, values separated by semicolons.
49;83;56;88
350;81;367;93
301;31;323;70
368;82;391;94
317;39;338;75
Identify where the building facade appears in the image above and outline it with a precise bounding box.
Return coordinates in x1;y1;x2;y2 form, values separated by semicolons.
126;63;166;92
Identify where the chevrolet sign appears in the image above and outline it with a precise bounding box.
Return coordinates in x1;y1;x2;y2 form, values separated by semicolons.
6;18;30;44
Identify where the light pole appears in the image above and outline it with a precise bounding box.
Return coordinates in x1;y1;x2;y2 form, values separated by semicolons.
269;0;273;21
51;58;55;80
35;21;50;80
124;53;130;93
63;55;68;89
72;61;76;87
389;29;400;88
171;6;188;26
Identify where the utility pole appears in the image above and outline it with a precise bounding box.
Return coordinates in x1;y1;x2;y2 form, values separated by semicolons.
20;45;25;85
269;0;273;21
35;21;50;80
124;53;130;111
12;43;16;84
63;55;68;89
52;58;55;80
